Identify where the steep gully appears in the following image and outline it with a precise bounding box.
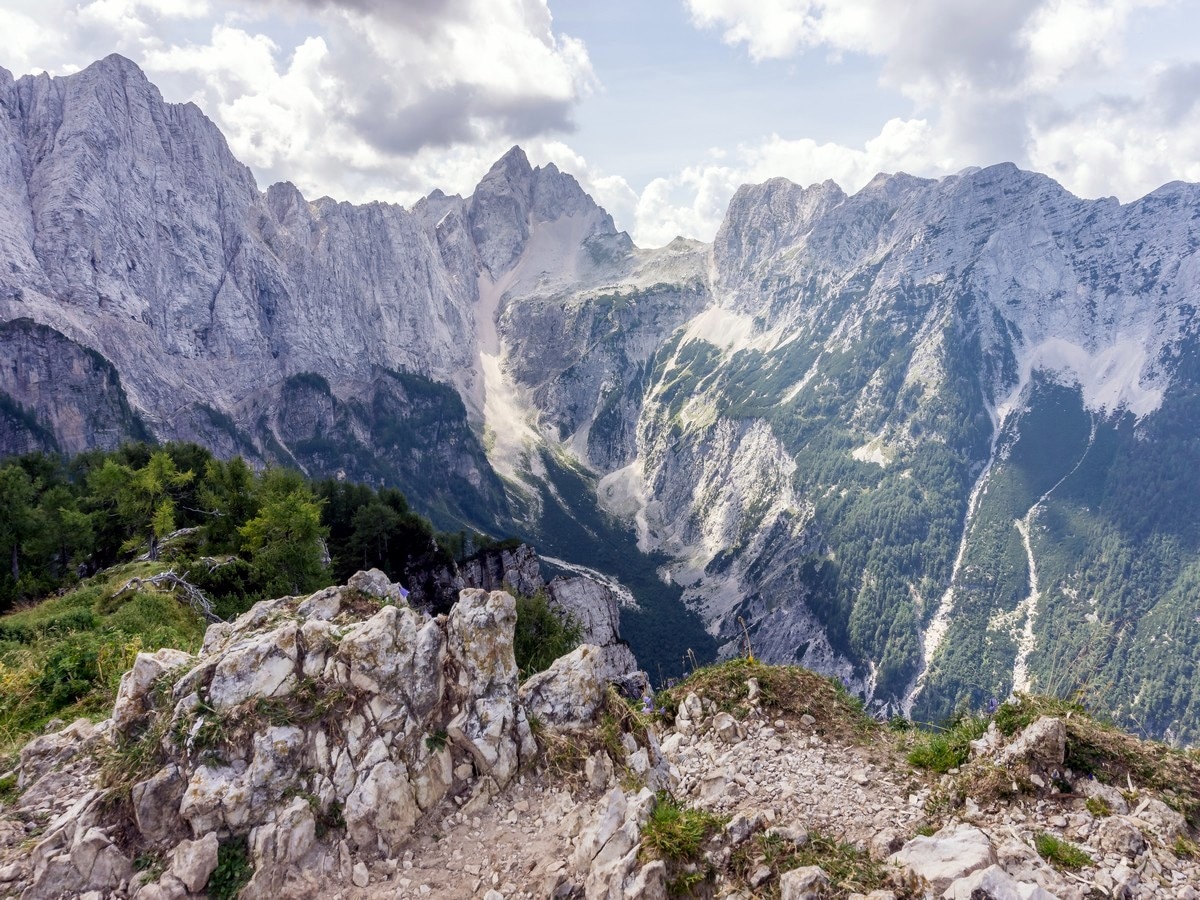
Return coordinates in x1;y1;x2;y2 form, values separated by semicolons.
901;412;1099;717
1011;416;1098;693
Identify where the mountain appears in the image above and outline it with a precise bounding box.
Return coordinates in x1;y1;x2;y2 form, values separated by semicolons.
2;56;1200;741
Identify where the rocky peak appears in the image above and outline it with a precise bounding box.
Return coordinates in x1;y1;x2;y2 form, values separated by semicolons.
468;146;536;276
468;145;623;279
713;176;848;294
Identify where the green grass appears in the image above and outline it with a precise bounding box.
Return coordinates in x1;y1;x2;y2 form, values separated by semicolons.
906;716;989;773
1173;835;1198;859
1085;796;1111;817
0;771;17;805
0;562;205;756
641;792;726;863
1034;832;1091;871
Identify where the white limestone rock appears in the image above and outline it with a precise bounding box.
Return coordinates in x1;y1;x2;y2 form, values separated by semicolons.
889;824;997;895
780;865;831;899
167;832;219;893
1000;717;1067;771
943;864;1058;899
518;644;612;731
112;648;194;734
206;623;300;710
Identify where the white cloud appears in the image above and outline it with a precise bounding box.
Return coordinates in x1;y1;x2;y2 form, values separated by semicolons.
630;118;958;247
667;0;1199;243
0;0;595;208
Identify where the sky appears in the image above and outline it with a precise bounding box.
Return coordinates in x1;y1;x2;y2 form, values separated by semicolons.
1;0;1198;247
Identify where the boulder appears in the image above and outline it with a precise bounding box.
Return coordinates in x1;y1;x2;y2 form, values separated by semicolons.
1096;816;1146;857
889;824;997;895
943;864;1058;899
206;623;300;710
167;832;219;893
344;761;420;856
1000;717;1066;771
18;719;99;789
446;590;528;785
519;644;611;730
780;865;831;899
347;568;405;604
112;648;194;733
131;764;187;845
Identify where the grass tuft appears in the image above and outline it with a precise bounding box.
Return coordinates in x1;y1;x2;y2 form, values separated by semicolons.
906;716;988;773
641;792;726;863
1034;832;1091;871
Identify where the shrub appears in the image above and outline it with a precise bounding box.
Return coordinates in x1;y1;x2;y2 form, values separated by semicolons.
513;590;582;678
208;839;254;900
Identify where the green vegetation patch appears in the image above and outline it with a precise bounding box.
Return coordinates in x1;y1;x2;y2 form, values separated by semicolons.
513;590;582;678
641;792;726;862
207;839;254;900
640;792;725;896
906;715;989;773
1034;832;1091;871
663;658;877;744
0;563;205;756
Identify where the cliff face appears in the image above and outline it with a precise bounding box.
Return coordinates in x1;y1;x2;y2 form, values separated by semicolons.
0;318;149;455
0;58;639;530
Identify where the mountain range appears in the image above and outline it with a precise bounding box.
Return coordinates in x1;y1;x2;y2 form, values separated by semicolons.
3;54;1199;741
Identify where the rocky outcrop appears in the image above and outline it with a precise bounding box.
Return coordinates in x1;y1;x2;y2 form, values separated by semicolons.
459;543;544;599
2;617;1199;898
547;575;642;695
4;573;555;898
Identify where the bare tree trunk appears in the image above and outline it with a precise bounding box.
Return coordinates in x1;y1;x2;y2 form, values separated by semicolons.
10;543;17;582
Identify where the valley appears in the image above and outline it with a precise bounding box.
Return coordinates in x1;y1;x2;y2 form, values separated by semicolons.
2;55;1200;741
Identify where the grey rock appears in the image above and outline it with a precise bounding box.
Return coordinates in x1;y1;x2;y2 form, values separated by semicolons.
779;865;830;899
131;765;186;845
1097;816;1146;857
1000;718;1067;771
943;864;1058;899
519;644;614;731
167;832;219;893
889;824;997;895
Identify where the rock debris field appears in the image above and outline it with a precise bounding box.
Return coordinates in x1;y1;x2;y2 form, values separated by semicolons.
1;574;1198;899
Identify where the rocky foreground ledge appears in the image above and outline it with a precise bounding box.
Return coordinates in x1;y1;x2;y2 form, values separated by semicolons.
0;572;1197;899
